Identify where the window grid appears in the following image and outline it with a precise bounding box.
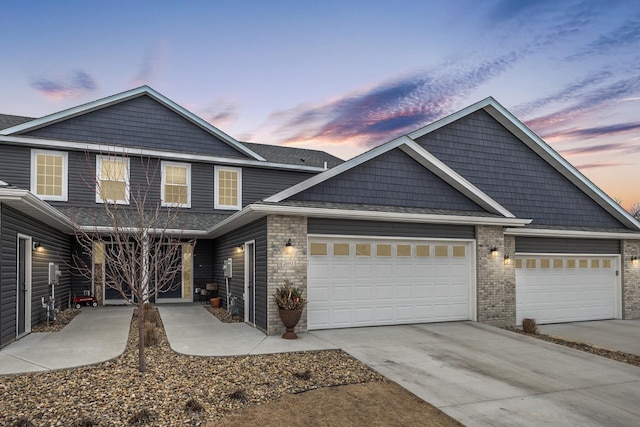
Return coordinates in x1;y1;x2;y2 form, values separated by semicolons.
98;157;128;203
162;162;190;207
36;154;63;197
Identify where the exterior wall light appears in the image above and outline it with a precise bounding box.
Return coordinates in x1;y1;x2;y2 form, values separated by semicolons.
32;242;42;251
285;239;294;254
632;256;638;265
490;247;498;257
504;254;511;265
237;244;244;253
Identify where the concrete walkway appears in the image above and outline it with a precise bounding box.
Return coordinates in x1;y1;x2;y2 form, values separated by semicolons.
157;304;337;356
313;322;640;426
539;320;640;356
0;306;133;375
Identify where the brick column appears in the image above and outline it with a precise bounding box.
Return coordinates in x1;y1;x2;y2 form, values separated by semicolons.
266;215;308;335
476;225;516;327
622;240;640;319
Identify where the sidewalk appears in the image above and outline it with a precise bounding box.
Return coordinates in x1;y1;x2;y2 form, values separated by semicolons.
157;304;337;356
0;306;133;375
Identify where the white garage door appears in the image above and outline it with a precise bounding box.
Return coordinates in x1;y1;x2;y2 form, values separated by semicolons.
307;237;474;329
516;255;618;325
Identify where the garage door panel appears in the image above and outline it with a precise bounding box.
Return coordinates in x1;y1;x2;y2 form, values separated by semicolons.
309;237;473;329
516;255;616;325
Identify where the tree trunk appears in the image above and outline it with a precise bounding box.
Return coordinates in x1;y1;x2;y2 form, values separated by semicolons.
138;300;147;372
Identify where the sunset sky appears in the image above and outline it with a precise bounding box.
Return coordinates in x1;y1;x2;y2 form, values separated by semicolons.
2;1;640;208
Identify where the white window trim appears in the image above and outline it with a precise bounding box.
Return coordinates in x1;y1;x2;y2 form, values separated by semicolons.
30;149;68;201
161;161;191;208
214;165;242;210
96;155;130;204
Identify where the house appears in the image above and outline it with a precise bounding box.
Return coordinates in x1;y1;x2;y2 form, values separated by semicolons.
1;86;639;347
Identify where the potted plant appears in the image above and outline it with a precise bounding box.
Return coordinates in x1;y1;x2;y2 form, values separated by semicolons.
273;282;307;339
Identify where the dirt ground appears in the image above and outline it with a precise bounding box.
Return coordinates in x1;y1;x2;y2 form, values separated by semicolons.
215;381;461;427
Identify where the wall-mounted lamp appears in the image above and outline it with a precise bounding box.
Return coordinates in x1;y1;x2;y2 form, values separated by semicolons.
504;254;511;265
632;256;638;265
490;247;498;257
237;244;244;253
32;242;42;251
285;238;294;254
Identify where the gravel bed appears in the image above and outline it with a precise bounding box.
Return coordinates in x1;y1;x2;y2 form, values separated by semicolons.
1;308;384;426
204;306;243;323
31;308;80;333
507;327;640;367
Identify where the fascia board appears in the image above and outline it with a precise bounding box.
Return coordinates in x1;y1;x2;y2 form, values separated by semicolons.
398;139;515;217
0;135;325;173
1;86;266;162
264;136;409;203
0;189;74;232
207;203;531;238
504;227;640;240
76;225;208;237
482;101;640;231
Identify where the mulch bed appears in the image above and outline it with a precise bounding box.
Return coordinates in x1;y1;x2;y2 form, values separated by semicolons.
31;308;81;333
507;327;640;367
204;306;243;323
1;307;384;426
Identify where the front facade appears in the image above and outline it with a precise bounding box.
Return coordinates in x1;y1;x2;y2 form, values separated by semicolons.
1;87;639;346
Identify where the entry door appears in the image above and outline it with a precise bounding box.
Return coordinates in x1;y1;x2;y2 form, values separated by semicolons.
156;244;183;300
17;235;31;337
244;241;256;325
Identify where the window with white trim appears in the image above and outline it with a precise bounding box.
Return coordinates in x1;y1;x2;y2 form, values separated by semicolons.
161;161;191;207
96;156;129;204
214;166;241;210
31;149;68;201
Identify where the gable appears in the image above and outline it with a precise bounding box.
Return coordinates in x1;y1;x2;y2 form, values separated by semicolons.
288;148;486;212
21;95;251;159
414;109;626;229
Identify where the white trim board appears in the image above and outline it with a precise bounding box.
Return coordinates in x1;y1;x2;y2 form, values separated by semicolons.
505;227;640;240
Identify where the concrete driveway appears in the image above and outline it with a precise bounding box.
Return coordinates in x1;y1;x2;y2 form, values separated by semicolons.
311;322;640;426
539;320;640;356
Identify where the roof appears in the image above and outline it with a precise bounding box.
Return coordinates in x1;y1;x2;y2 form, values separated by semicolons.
0;114;34;130
242;142;343;169
0;187;73;232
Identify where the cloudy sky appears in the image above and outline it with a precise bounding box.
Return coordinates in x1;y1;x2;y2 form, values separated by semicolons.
2;0;640;208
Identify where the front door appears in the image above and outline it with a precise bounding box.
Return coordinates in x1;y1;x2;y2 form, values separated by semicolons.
244;241;256;325
17;235;31;337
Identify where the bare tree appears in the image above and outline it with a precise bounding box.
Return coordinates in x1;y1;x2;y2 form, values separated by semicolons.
629;202;640;220
72;154;195;372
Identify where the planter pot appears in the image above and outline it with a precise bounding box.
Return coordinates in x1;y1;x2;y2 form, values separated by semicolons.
278;308;302;339
210;297;221;308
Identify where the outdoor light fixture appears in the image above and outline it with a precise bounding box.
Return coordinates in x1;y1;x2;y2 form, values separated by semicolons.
238;244;244;252
504;254;511;265
632;256;638;265
490;247;498;257
32;242;42;251
285;238;294;254
285;239;292;248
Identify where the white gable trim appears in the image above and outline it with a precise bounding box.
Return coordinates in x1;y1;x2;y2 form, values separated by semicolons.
264;135;515;218
409;97;640;231
0;135;325;173
0;188;73;232
0;86;266;162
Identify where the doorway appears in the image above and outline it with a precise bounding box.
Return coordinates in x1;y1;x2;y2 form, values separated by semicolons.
244;241;256;325
17;235;32;338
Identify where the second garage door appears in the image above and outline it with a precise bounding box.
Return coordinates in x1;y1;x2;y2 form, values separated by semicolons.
307;237;474;329
516;255;618;325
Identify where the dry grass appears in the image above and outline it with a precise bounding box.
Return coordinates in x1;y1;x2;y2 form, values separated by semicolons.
522;318;538;334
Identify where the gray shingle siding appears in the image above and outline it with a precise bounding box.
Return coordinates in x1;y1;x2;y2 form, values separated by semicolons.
415;110;626;229
290;148;486;212
515;237;620;254
1;204;72;347
23;95;249;158
308;218;475;239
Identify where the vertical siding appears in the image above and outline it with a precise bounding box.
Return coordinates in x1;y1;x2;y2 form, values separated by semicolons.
1;205;72;347
213;218;268;331
515;237;621;254
308;218;476;239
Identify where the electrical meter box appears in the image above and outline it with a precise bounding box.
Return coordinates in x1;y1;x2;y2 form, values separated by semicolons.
48;262;61;285
223;258;233;278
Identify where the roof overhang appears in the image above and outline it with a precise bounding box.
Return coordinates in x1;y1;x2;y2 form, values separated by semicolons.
75;225;208;238
208;203;532;238
505;227;640;240
0;188;74;233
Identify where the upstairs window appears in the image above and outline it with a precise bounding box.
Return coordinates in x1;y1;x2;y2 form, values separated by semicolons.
96;156;129;204
162;161;191;207
214;166;241;210
31;149;68;201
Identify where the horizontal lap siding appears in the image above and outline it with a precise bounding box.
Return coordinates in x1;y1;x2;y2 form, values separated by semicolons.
213;218;267;330
243;168;314;206
1;205;72;347
515;237;620;254
0;145;30;188
308;218;475;239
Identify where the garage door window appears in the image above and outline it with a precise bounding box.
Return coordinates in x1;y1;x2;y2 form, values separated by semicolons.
416;245;430;257
592;259;600;268
452;246;466;257
334;243;350;256
553;259;563;269
516;258;523;269
567;259;576;268
540;259;550;269
377;244;391;257
435;246;448;257
526;259;536;268
603;259;612;268
579;259;588;268
397;244;411;257
310;242;327;256
356;244;371;256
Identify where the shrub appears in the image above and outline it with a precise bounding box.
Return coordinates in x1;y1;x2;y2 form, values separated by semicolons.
184;398;204;413
522;318;539;334
228;389;248;402
293;369;312;380
143;321;159;347
143;309;161;327
128;409;155;425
